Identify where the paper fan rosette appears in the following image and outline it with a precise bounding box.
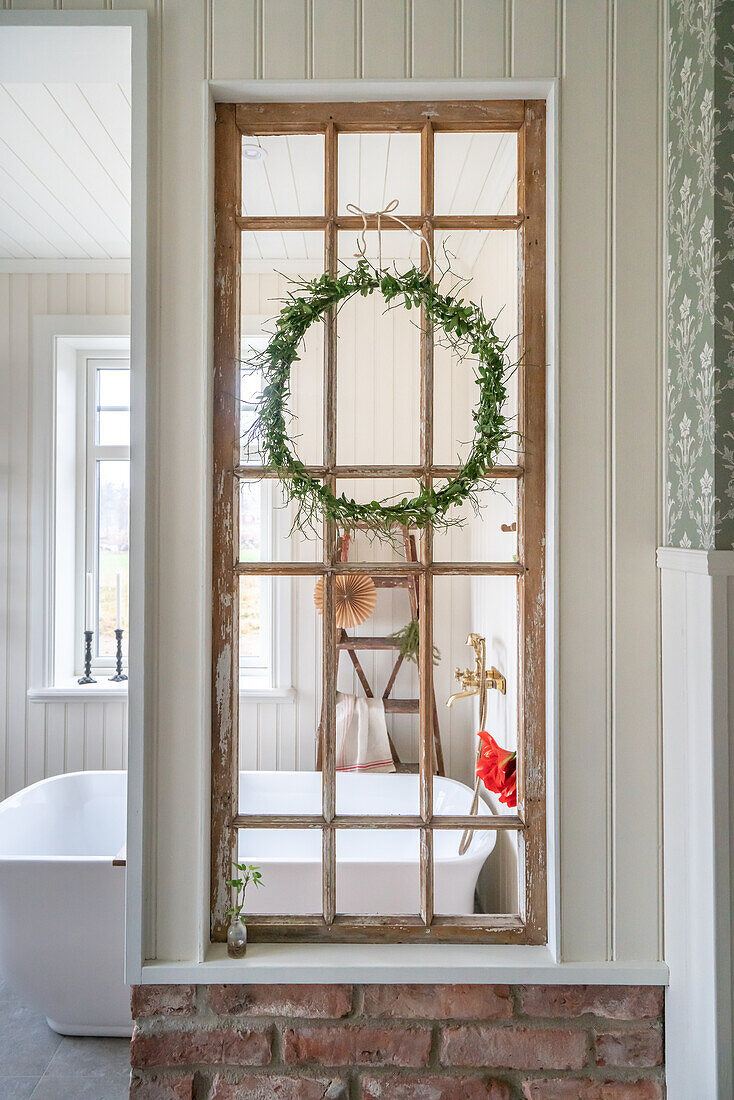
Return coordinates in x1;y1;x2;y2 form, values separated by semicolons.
313;573;377;630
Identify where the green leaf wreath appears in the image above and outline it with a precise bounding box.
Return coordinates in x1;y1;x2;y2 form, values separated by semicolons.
243;257;515;541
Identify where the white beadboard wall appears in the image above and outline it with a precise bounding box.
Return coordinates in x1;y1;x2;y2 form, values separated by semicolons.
0;272;130;800
0;0;664;968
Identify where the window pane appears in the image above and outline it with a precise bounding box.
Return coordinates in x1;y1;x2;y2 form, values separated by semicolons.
433;230;519;466
433;826;514;916
338;132;421;215
238;576;321;779
236;825;322;915
333;571;423;810
336;828;420;915
239;575;265;661
333;480;423;563
240;231;324;465
97;410;130;447
335;232;421;467
97;366;130;407
432;478;518;563
435;132;518;215
240;335;269;446
239;480;262;563
241;134;325;216
96;460;129;657
432;573;519;816
239;479;321;564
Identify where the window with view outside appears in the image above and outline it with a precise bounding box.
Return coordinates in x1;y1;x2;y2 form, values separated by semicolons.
88;359;130;664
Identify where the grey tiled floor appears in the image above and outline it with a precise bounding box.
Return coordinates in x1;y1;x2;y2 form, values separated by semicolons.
0;979;130;1099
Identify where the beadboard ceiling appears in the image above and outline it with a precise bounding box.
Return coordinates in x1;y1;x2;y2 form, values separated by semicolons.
0;82;131;265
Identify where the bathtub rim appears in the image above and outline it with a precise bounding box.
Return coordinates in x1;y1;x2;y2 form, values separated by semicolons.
0;768;126;863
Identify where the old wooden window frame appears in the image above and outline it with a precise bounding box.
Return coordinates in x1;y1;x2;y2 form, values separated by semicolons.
212;99;546;945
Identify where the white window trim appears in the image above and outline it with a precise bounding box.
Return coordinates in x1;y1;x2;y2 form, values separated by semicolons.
28;317;130;697
190;77;562;978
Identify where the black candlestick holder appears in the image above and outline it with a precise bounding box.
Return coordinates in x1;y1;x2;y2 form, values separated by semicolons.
109;628;128;682
78;630;96;684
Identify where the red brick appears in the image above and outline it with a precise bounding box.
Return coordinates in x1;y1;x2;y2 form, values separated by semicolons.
282;1024;432;1067
129;1074;195;1099
440;1025;588;1070
207;984;352;1018
521;1081;663;1100
209;1074;348;1099
130;985;196;1018
518;986;663;1021
363;984;512;1020
362;1075;512;1099
130;1025;271;1067
594;1025;663;1068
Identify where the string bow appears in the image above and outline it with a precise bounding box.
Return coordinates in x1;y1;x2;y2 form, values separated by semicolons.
345;198;433;271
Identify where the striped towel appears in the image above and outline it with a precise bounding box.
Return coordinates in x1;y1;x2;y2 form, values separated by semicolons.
335;692;396;773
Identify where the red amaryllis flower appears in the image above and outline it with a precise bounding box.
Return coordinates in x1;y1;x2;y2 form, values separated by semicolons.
476;731;517;808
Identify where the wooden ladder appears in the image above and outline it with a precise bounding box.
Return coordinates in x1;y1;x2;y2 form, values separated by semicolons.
317;526;445;776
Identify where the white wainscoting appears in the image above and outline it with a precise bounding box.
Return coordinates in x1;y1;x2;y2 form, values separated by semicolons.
658;548;734;1100
0;272;130;800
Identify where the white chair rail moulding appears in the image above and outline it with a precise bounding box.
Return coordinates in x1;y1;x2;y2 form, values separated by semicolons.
657;547;734;1100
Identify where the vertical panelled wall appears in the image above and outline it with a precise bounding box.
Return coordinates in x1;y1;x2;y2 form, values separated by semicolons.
0;273;130;801
1;0;663;965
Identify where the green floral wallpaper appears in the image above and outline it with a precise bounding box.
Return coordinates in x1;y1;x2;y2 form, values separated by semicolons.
667;0;734;548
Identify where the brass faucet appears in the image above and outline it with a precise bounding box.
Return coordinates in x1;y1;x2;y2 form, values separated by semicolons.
446;632;506;708
446;633;507;856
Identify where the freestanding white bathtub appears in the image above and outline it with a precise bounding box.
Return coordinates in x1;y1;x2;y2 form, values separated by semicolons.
0;770;130;1036
0;769;496;1035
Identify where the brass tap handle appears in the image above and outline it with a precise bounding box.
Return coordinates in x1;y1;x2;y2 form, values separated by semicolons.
486;666;507;695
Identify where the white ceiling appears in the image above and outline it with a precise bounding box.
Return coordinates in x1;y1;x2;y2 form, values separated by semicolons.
241;130;517;273
0;26;131;85
0;82;131;264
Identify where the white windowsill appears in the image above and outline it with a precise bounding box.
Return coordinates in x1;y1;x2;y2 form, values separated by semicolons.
28;680;129;703
140;944;669;986
239;681;295;702
28;680;293;704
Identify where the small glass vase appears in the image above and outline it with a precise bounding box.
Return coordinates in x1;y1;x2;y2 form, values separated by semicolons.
227;915;247;958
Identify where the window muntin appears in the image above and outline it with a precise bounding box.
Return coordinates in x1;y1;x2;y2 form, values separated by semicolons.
213;100;546;944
